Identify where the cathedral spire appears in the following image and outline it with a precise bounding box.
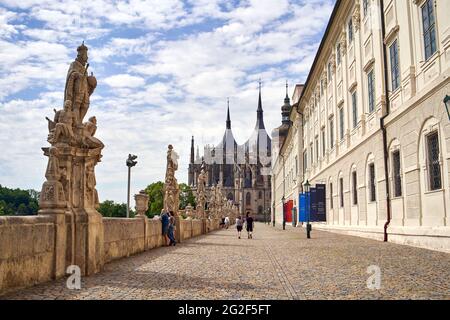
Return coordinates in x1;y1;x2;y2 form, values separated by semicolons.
226;98;231;129
190;135;194;164
256;79;265;129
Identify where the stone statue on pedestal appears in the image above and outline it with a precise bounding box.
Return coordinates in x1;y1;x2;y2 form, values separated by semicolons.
163;144;180;215
195;162;207;219
39;43;104;277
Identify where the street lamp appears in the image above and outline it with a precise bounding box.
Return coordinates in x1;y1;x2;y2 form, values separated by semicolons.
126;154;138;218
444;95;450;120
304;179;311;239
281;195;286;230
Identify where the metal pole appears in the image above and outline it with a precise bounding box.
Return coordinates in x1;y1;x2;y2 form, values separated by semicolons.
127;166;131;218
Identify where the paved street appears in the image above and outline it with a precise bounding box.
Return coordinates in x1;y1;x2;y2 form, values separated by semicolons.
2;223;449;300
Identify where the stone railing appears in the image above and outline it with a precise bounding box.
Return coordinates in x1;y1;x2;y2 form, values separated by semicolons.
0;214;222;295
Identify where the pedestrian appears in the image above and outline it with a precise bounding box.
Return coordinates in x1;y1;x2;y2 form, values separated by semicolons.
168;211;176;246
236;216;243;239
220;216;225;228
160;210;170;246
224;216;230;229
246;212;254;239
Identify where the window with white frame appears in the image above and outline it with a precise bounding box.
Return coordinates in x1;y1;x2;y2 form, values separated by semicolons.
339;106;344;140
348;18;353;43
352;91;358;128
303;150;307;174
330;117;335;148
337;43;341;65
367;69;375;113
315;136;319;162
389;39;400;91
328;62;332;81
321;128;326;156
330;182;334;209
363;0;369;17
339;177;344;208
421;0;437;61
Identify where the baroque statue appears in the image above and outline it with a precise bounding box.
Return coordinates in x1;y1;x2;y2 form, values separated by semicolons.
163;144;180;215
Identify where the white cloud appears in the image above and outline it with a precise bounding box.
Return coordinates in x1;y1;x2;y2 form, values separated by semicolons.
103;74;146;88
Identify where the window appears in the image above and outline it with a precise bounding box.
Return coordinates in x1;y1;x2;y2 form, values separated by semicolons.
369;163;376;202
348;19;353;43
422;0;437;61
330;182;333;209
352;91;358;128
320;79;324;95
328;62;332;81
389;40;400;91
352;171;358;205
339;177;344;207
337;44;341;65
330;117;334;148
392;150;402;197
303;150;307;174
363;0;368;17
258;191;263;199
367;70;375;113
315;136;319;162
339;107;344;140
310;145;314;165
246;192;251;205
427;132;442;190
295;155;298;175
321;129;326;156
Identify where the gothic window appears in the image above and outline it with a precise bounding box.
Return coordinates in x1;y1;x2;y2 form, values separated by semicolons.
422;0;437;61
427;132;442;190
246;192;251;206
227;192;234;201
392;150;402;197
369;163;376;202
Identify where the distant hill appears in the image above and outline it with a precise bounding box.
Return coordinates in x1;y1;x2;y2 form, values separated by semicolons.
0;185;39;216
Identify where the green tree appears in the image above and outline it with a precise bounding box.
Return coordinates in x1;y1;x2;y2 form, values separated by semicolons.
144;181;164;218
179;183;196;210
0;184;39;216
98;200;134;218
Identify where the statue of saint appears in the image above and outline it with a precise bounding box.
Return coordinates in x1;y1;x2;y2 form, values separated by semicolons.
64;42;97;126
81;116;104;149
163;145;180;214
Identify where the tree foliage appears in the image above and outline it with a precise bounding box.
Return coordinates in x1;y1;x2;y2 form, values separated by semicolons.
144;181;164;218
179;183;196;210
0;184;39;216
98;200;134;218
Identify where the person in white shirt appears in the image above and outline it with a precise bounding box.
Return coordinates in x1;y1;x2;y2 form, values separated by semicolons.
224;216;230;229
235;216;243;239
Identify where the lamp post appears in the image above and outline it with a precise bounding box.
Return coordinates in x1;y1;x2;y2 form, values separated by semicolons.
444;95;450;120
281;195;286;230
126;154;138;218
304;179;311;239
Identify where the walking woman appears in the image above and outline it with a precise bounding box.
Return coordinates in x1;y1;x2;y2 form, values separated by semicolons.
236;216;243;239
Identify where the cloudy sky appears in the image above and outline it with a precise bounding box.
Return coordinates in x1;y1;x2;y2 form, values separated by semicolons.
0;0;334;203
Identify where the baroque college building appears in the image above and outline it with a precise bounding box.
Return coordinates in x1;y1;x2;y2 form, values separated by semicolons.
272;0;450;252
189;87;272;221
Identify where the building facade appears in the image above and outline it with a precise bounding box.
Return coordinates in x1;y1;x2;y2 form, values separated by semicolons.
272;0;450;252
189;88;272;221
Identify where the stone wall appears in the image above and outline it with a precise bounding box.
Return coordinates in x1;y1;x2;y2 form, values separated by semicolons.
0;215;221;295
0;216;56;295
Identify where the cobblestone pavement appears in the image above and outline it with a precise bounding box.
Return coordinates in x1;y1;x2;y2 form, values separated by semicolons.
2;223;450;300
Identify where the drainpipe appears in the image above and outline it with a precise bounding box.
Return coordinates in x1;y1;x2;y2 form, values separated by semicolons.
380;0;391;242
